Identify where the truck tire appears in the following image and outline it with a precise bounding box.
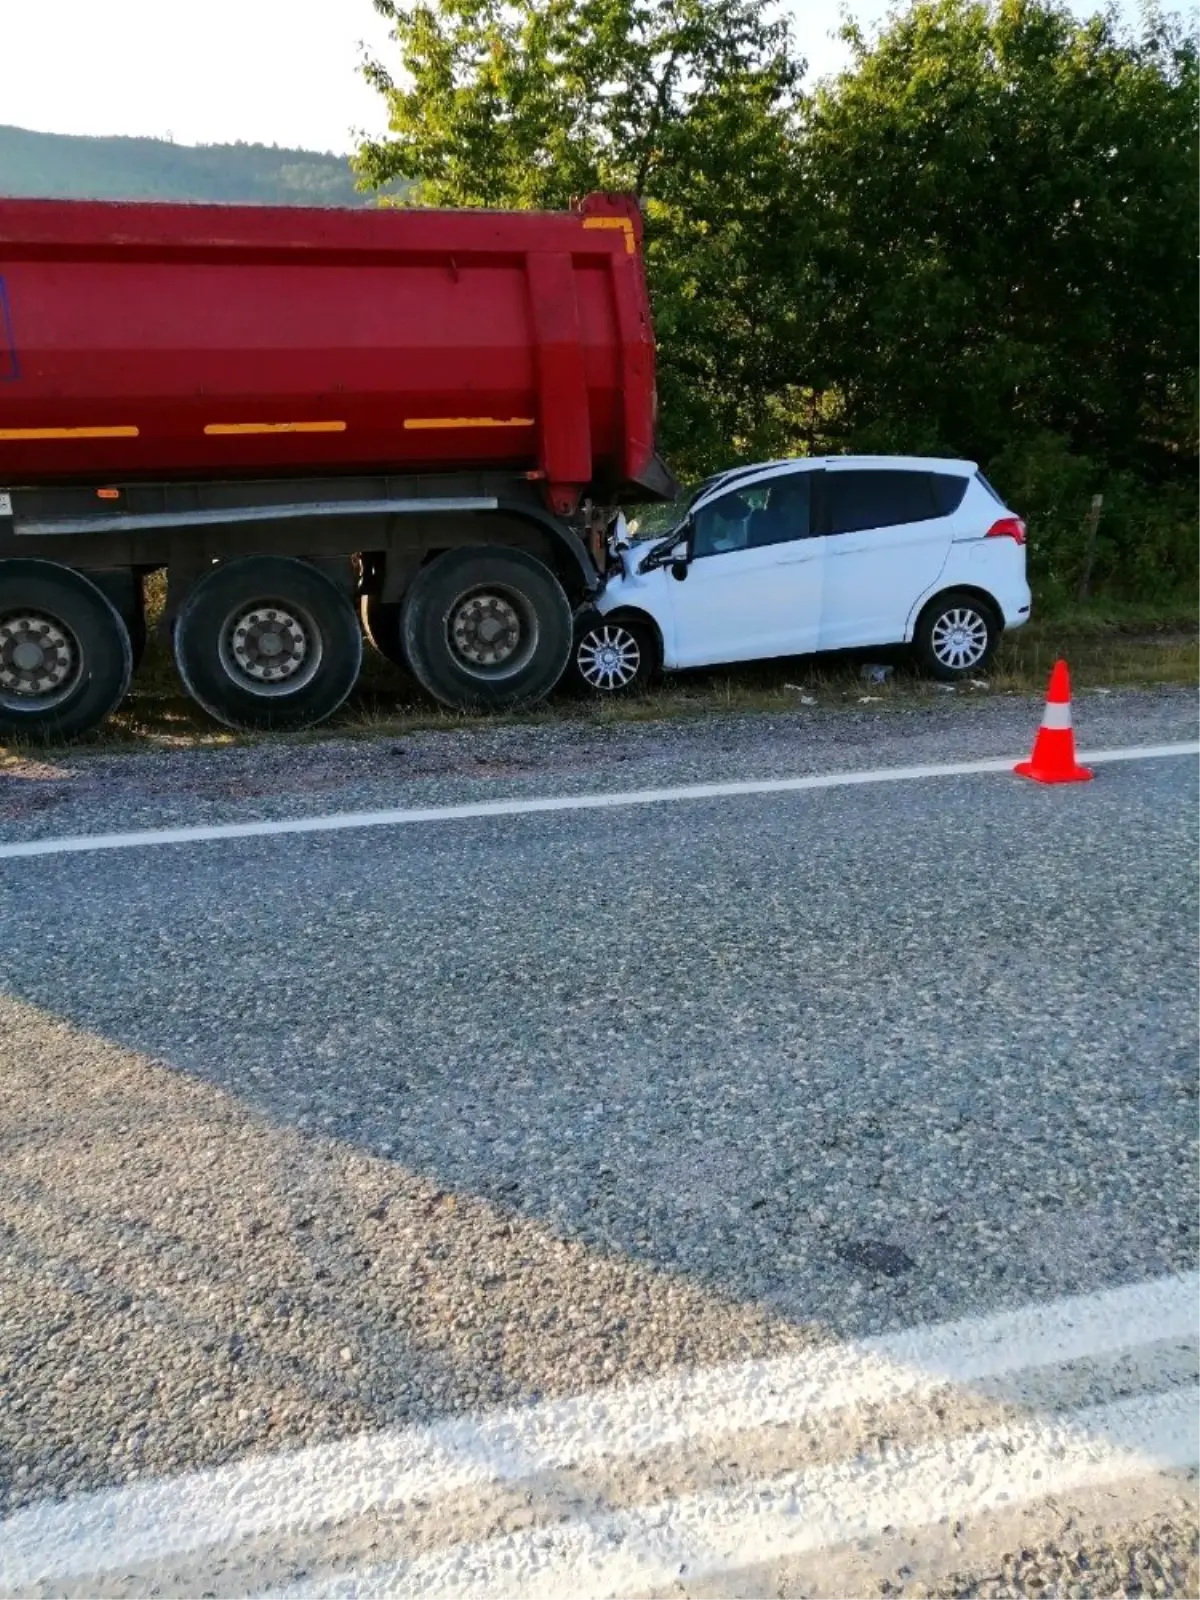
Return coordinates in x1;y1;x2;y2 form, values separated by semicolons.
0;559;133;742
359;594;408;670
173;556;363;731
401;546;573;709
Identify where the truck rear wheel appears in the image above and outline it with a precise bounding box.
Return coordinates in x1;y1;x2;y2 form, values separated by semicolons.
401;547;573;709
173;556;363;731
0;559;133;742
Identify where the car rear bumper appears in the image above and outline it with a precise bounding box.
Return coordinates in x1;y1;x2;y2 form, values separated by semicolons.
998;580;1033;630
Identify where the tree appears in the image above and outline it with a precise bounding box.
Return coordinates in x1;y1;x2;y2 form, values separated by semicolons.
356;0;808;475
799;0;1198;590
357;0;1198;597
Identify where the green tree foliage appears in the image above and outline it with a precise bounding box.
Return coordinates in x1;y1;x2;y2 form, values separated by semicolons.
356;0;807;473
357;0;1197;598
802;1;1198;597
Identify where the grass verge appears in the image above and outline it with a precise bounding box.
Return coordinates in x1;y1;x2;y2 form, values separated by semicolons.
2;604;1196;759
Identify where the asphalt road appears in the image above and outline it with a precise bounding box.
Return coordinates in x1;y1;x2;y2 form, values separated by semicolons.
0;697;1196;1596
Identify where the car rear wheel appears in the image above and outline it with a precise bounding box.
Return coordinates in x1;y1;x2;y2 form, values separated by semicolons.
0;559;133;741
173;556;362;730
572;615;655;695
914;591;999;681
401;547;572;710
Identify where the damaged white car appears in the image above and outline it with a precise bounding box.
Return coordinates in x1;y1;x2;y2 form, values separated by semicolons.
572;455;1032;694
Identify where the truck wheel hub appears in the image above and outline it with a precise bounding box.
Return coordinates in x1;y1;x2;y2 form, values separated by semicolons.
218;601;325;696
229;606;309;682
0;614;78;698
450;593;522;667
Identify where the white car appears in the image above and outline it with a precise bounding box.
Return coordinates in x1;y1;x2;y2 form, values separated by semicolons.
573;455;1031;693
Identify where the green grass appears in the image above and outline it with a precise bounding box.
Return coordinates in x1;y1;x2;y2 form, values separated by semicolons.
1018;592;1199;633
5;601;1192;760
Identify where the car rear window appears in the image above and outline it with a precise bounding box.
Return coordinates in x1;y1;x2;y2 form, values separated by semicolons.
825;469;963;534
930;472;969;515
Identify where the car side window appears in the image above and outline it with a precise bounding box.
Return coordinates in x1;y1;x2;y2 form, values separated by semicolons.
691;489;756;557
692;472;815;558
825;470;943;535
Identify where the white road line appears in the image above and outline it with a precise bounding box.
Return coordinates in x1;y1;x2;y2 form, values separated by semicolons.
278;1386;1200;1600
0;741;1194;862
0;1272;1195;1589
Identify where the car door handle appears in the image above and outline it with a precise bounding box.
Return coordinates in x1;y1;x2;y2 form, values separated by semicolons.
772;548;818;565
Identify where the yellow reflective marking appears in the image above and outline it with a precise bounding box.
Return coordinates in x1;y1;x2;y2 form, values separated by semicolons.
204;422;347;435
0;426;140;440
582;216;636;253
403;417;535;430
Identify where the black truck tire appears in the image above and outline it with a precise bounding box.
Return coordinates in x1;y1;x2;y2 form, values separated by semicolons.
401;546;573;709
359;593;408;670
173;556;363;731
0;558;133;741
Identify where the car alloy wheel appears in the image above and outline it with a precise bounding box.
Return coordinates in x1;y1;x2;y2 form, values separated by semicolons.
576;622;644;691
930;606;990;671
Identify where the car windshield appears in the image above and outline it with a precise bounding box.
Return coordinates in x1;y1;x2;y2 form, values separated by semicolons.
625;465;783;543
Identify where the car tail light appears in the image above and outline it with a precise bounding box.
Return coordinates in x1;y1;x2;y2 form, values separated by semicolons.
986;516;1026;545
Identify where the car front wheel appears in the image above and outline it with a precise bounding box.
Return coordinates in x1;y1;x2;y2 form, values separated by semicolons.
573;616;655;695
914;592;999;681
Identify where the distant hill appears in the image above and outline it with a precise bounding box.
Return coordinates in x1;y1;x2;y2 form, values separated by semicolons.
0;125;405;207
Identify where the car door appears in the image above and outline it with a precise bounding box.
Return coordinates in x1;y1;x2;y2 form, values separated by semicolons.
664;468;824;668
816;466;956;650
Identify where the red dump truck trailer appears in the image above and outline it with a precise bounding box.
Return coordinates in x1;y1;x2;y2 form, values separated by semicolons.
0;191;675;738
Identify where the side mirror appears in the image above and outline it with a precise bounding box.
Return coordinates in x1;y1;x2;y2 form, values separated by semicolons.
670;560;689;582
639;528;690;575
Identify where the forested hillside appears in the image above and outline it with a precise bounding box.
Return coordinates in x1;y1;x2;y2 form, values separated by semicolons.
0;124;369;206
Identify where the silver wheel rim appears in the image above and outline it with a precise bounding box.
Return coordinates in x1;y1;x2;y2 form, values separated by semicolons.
577;624;642;690
447;588;537;679
218;600;322;696
931;607;989;670
0;611;82;710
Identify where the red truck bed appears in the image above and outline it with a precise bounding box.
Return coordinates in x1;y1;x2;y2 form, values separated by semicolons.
0;191;666;511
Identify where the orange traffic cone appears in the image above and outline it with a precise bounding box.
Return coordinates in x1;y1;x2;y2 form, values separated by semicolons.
1015;661;1094;784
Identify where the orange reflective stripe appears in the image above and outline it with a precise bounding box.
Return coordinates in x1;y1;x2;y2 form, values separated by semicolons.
403;417;535;431
582;216;636;253
204;422;346;435
0;425;139;440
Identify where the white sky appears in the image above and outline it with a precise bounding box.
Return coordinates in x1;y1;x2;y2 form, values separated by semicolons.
3;0;1145;156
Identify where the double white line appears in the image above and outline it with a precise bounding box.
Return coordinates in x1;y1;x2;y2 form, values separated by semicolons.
1;1272;1196;1597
